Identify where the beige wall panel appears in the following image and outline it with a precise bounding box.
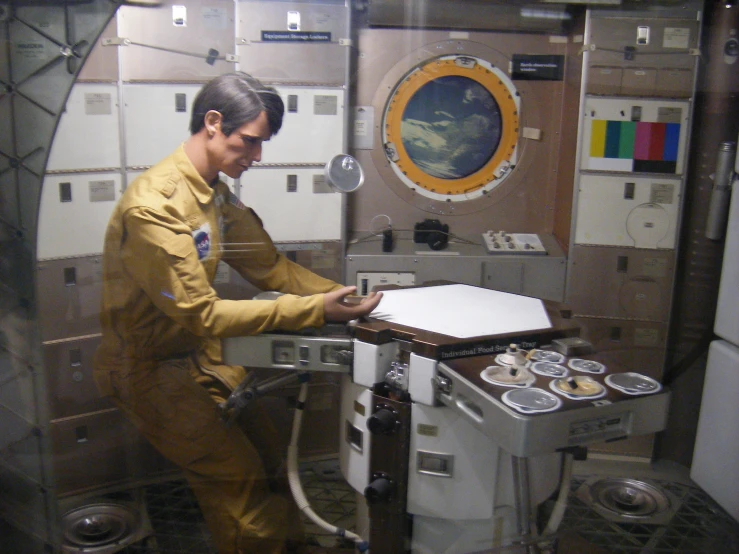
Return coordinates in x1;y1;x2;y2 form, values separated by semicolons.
349;28;573;239
77;16;119;82
567;246;675;321
576;316;668;381
587;66;623;95
621;68;657;96
655;68;693;98
588;16;699;71
50;409;174;497
36;256;103;342
44;335;113;420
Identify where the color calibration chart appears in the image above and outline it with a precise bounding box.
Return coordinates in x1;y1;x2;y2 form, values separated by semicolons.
581;98;690;175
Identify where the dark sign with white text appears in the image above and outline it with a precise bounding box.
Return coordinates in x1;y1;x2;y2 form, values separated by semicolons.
511;54;564;81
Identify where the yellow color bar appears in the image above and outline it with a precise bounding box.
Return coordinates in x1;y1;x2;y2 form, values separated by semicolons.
590;119;607;158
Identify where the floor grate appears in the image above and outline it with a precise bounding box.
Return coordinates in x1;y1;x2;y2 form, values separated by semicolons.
113;466;739;553
118;462;356;553
558;477;739;553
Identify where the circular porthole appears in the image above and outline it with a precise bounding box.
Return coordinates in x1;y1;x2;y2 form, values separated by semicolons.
382;55;520;202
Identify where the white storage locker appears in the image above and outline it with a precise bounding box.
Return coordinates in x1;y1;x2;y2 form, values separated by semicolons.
46;83;121;172
261;87;345;165
575;174;682;249
37;173;121;259
237;0;348;85
240;167;342;242
691;340;739;522
122;83;201;168
117;0;236;82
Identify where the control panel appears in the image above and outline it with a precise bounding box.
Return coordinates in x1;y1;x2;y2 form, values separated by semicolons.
482;231;547;255
568;412;631;446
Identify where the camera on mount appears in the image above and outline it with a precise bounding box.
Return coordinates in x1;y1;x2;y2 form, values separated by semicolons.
413;219;449;251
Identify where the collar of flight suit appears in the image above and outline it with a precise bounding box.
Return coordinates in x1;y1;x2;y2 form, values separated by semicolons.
172;143;217;205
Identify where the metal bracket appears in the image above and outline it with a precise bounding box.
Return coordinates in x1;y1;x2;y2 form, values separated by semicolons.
102;37;131;47
578;43;596;55
226;53;239;63
339;38;353;47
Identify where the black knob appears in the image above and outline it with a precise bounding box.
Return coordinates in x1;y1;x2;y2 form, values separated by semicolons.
364;476;394;504
367;408;398;435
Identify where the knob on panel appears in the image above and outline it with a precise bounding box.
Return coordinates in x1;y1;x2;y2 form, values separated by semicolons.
364;475;394;504
367;407;398;435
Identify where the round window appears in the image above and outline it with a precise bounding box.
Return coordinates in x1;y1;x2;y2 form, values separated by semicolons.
383;55;520;202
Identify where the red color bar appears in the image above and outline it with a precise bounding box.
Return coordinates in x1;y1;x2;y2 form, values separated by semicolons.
648;123;667;161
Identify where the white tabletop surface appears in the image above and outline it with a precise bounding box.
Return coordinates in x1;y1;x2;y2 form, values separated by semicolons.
370;284;551;339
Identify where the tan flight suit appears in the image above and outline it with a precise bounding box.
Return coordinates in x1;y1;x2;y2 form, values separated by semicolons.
93;145;343;554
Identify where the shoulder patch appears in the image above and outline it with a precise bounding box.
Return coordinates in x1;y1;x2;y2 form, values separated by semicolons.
228;191;246;210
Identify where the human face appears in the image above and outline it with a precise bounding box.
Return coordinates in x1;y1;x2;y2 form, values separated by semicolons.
210;110;271;179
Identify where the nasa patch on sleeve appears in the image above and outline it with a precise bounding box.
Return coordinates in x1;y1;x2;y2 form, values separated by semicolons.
192;222;212;260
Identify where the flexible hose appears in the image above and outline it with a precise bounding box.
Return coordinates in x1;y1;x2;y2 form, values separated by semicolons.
542;451;574;537
286;380;370;553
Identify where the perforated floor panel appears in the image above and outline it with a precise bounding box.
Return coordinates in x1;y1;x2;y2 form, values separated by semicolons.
118;461;356;553
114;461;738;553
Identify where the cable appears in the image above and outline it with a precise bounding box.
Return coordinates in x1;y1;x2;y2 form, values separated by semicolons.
369;214;392;235
286;381;370;553
541;451;574;537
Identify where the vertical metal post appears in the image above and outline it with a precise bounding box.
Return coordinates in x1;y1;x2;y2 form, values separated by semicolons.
511;455;540;554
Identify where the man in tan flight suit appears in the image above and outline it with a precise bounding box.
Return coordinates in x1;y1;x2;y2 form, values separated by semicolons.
93;72;382;554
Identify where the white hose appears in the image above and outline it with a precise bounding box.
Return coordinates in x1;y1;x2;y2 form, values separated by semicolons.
542;451;574;537
286;380;370;553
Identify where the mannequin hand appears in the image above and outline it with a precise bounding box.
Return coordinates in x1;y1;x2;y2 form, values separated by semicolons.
323;286;383;322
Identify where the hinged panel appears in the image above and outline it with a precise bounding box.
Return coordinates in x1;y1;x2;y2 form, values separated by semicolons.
260;87;345;164
575;173;682;249
237;0;348;84
117;0;236;82
46;84;121;171
122;83;201;167
38;173;121;259
240;167;342;242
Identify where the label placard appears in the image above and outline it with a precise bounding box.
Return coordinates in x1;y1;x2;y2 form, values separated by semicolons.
314;95;338;116
642;257;669;278
511;54;564;81
89;180;115;202
85;93;112;115
261;31;331;42
650;183;675;204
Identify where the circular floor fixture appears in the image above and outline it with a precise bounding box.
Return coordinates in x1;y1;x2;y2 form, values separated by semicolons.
382;54;520;202
62;502;142;552
576;477;677;524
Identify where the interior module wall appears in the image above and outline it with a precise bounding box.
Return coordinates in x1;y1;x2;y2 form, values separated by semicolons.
349;27;574;236
566;5;702;460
